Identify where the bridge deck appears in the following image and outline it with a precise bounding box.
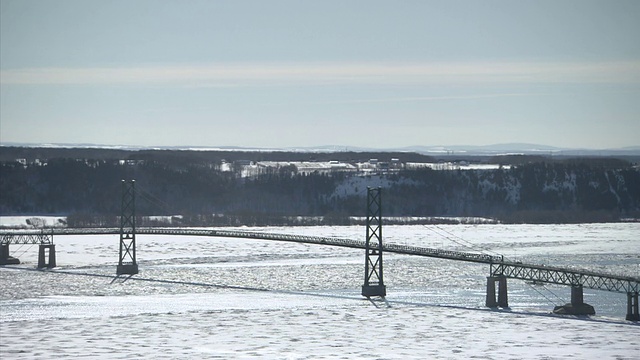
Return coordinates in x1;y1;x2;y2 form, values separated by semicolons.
1;227;638;294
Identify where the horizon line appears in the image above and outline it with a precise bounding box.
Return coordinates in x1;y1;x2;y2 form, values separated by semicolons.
1;141;639;153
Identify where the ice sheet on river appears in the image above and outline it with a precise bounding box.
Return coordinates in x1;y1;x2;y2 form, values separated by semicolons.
1;224;638;359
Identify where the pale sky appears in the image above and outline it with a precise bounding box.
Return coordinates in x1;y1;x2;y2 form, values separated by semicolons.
1;0;639;149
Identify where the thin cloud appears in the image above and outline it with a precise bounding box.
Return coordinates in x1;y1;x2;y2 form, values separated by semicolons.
1;61;639;86
324;93;540;105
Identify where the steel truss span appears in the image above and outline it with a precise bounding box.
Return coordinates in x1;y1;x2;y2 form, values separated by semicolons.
491;263;639;294
1;233;53;245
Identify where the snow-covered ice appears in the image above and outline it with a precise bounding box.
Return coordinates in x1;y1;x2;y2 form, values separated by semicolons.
1;223;639;359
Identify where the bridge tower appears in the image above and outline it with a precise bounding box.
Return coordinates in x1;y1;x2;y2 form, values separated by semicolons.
362;187;386;297
117;180;138;275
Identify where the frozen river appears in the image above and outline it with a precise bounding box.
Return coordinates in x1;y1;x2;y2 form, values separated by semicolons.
1;223;639;359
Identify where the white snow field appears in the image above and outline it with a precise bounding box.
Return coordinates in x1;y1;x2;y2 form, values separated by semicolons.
1;223;639;359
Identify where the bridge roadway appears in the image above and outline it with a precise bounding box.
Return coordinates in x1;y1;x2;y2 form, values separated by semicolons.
1;227;638;294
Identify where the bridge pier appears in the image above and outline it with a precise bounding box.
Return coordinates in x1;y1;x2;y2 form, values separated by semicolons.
571;285;583;305
0;244;21;265
627;292;639;321
553;285;595;316
37;244;56;269
486;276;508;308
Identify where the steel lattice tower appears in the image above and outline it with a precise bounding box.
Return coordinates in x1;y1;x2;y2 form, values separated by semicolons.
117;180;138;275
362;187;386;297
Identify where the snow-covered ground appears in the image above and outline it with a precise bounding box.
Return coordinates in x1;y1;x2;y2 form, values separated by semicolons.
1;224;638;359
0;216;67;229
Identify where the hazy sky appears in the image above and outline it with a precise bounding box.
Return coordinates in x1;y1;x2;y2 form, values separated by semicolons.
1;0;639;149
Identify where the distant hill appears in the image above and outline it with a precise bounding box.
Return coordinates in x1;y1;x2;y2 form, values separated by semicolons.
1;147;638;224
400;144;640;157
2;142;639;157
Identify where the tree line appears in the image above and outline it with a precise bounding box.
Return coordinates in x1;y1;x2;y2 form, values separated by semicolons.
1;151;638;225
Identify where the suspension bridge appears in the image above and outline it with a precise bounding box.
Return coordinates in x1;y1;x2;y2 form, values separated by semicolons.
1;181;638;321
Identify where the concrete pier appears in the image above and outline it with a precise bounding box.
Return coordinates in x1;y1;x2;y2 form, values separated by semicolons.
571;285;584;305
0;244;20;265
498;277;508;308
117;263;139;275
553;285;595;316
362;284;386;297
37;244;56;269
486;276;508;308
627;292;639;321
486;277;497;307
